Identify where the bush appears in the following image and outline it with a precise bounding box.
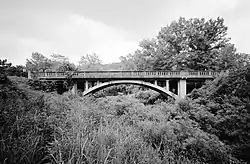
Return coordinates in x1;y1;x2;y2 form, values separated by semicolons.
187;67;250;163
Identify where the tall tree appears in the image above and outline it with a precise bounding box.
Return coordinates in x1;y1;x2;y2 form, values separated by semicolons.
157;17;229;70
119;54;137;70
50;54;76;72
26;52;52;72
51;54;69;63
215;44;250;70
78;53;102;70
56;62;77;72
121;17;231;71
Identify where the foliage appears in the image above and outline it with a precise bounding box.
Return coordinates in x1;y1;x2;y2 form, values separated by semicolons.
26;53;77;80
120;17;249;71
26;52;52;72
187;65;250;162
93;85;141;97
6;65;28;77
50;54;77;72
119;54;138;70
78;53;102;70
216;44;250;70
0;80;64;163
51;54;69;63
47;94;239;164
1;76;242;163
134;89;174;105
0;59;12;83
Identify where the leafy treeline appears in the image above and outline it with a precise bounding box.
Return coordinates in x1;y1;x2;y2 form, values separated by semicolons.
120;17;250;71
0;59;27;82
26;52;123;72
4;17;250;76
21;17;250;73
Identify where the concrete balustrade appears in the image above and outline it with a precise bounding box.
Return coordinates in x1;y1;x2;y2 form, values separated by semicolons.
34;70;220;80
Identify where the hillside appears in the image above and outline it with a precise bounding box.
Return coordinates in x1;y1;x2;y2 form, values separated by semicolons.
1;75;246;163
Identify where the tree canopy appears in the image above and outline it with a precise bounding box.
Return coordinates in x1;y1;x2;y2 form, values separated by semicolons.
26;52;52;72
120;17;249;71
78;53;102;70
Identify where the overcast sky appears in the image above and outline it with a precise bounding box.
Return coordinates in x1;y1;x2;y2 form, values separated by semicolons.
0;0;249;65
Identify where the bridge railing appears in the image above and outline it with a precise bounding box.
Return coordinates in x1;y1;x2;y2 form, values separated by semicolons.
188;71;219;76
35;70;220;79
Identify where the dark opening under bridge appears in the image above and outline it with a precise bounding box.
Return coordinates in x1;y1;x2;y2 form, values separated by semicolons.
31;70;220;99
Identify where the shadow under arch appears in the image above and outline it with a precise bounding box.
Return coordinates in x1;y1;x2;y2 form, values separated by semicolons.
82;80;178;99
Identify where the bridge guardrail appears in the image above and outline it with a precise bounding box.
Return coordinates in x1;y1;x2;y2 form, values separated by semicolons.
34;70;221;79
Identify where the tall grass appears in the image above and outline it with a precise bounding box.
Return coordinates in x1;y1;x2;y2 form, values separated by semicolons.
48;94;238;164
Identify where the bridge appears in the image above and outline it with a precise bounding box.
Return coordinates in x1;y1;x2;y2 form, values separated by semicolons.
30;70;220;99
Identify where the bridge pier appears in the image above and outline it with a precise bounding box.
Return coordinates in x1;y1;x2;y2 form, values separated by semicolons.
85;80;89;91
154;80;158;86
97;81;100;85
178;79;186;99
71;82;78;94
165;80;169;91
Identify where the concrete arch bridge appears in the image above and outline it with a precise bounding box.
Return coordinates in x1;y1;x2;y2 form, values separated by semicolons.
32;70;220;99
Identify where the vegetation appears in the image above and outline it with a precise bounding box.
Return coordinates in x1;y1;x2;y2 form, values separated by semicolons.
0;77;241;163
120;17;249;71
186;66;250;162
1;16;250;163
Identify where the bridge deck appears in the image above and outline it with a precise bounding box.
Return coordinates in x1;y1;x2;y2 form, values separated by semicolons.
35;70;220;80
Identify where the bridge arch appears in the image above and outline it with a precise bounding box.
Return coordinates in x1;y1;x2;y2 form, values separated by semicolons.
82;80;179;99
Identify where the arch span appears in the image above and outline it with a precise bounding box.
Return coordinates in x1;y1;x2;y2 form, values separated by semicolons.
82;80;178;99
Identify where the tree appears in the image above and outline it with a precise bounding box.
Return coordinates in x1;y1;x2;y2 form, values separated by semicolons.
0;59;12;82
51;54;69;63
119;54;137;70
6;65;28;77
158;17;230;70
78;53;102;70
56;62;77;72
26;52;52;72
216;44;250;70
50;54;76;72
121;17;231;71
187;66;250;162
